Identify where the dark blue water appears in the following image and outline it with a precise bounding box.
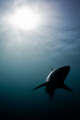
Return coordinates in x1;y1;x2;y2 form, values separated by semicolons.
0;0;80;119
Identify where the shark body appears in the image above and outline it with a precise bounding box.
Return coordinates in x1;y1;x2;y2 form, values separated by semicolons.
32;66;73;100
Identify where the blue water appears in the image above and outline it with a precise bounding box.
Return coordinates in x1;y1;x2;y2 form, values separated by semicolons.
0;55;80;120
0;0;80;119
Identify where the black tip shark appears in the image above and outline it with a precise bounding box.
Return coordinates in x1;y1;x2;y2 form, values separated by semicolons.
32;66;73;101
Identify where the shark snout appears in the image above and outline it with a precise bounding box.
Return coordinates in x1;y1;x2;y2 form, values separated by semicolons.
61;66;70;75
65;66;70;72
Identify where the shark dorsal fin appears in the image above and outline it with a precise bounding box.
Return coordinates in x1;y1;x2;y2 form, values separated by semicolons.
51;67;53;71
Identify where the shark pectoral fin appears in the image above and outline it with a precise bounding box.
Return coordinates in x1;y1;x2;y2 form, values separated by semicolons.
32;82;47;91
61;84;73;92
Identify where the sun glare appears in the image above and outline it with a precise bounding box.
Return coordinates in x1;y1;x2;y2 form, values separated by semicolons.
8;7;40;30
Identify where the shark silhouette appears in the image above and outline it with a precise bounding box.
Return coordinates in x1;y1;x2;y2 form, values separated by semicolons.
32;66;73;101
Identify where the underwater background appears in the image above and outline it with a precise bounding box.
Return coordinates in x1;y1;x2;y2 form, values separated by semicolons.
0;0;80;119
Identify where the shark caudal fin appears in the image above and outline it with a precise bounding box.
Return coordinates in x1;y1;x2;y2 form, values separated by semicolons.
61;84;73;92
32;82;47;91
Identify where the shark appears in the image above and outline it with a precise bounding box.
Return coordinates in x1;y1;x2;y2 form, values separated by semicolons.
32;66;73;100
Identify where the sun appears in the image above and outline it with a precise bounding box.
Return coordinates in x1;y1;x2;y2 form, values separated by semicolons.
8;7;40;30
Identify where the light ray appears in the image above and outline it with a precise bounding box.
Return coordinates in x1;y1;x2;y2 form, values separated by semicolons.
8;7;40;30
